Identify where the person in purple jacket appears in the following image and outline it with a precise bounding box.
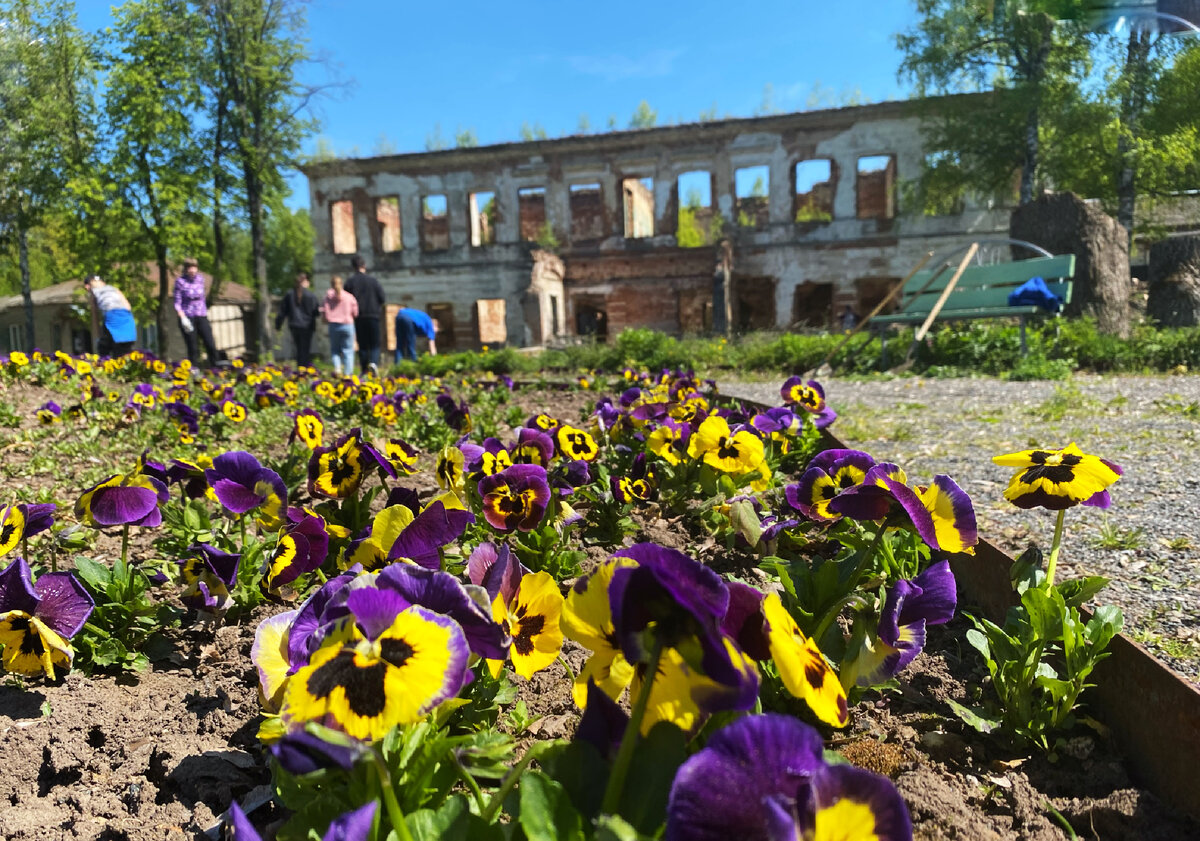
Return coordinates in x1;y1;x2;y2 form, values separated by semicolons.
173;257;219;365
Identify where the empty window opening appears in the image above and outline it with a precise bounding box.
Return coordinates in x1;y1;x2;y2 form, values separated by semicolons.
855;277;900;317
735;275;776;330
622;178;654;239
735;166;770;229
331;200;356;254
575;300;609;340
791;282;834;329
376;197;402;252
676;171;716;247
794;160;834;223
428;303;455;350
569;183;604;242
856;155;896;220
518;187;547;242
469;191;496;247
420;194;449;251
917;152;965;216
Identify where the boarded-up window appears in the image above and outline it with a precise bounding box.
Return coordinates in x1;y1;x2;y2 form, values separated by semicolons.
622;178;654;239
376;197;402;252
477;298;507;345
794;159;834;223
735;166;770;229
421;194;449;251
519;187;546;242
569;183;604;242
331;200;356;254
677;171;715;247
856;155;896;220
469;191;496;246
792;282;833;329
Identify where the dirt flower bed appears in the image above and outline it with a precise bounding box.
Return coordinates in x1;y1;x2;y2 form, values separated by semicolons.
0;353;1197;841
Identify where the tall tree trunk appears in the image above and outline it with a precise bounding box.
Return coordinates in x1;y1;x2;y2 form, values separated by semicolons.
156;247;171;359
210;100;226;303
19;226;34;352
1117;29;1152;250
1020;104;1039;206
245;164;272;361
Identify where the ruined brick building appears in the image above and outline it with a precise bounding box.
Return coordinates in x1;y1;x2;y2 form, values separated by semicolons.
301;97;1012;351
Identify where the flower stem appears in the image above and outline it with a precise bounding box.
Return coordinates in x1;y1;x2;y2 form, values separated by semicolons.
1045;509;1067;588
481;740;562;824
121;525;129;567
453;755;488;816
600;638;664;816
373;753;414;841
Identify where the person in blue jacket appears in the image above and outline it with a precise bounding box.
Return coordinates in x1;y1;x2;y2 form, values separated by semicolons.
393;307;438;362
83;275;137;356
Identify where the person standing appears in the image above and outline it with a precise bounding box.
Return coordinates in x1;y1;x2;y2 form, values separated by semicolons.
275;271;320;368
83;275;137;356
173;258;218;365
321;275;358;377
343;255;385;374
393;307;438;362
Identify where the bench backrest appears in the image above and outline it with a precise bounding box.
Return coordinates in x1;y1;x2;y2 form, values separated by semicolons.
899;254;1076;313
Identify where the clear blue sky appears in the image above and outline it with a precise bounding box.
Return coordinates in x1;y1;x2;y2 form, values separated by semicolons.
76;0;922;209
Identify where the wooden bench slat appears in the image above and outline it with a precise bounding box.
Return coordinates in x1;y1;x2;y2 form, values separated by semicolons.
896;280;1074;314
902;255;1076;297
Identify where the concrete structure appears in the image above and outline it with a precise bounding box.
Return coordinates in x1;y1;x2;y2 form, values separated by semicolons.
301;97;1012;348
0;277;255;360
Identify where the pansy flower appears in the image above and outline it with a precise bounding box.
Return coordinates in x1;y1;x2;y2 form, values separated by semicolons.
0;557;94;679
561;558;639;707
510;427;556;466
382;438;420;475
993;443;1122;510
435;393;472;432
785;449;876;522
612;453;657;504
179;543;241;614
486;570;565;679
264;508;331;593
309;430;369;499
687;415;766;478
76;469;169;528
843;561;956;688
0;503;55;558
478;464;552;533
468;438;514;479
228;799;376;841
556;424;600;462
780;376;838;429
206;451;287;530
221;399;249;423
36;401;62;424
376;563;509;660
647;417;691;465
762;593;849;727
527;412;560;433
666;714;911;841
281;597;470;741
831;465;978;555
386;494;474;569
609;543;759;711
289;409;324;450
435;446;466;493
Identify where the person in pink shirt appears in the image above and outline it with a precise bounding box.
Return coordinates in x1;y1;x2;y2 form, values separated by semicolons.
321;275;358;376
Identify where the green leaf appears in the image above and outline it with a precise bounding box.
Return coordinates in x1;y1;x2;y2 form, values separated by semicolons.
406;795;502;841
517;771;585;841
965;627;991;660
73;557;111;592
593;814;650;841
946;698;1001;734
729;499;762;548
1021;586;1066;640
1057;576;1110;608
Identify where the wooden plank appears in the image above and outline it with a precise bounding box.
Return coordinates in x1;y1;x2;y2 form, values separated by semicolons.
904;281;1073;312
913;243;978;345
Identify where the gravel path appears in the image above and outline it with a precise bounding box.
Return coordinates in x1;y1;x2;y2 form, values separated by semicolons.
722;373;1200;682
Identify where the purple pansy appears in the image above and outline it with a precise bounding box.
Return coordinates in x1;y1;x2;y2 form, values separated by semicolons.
387;499;475;570
227;801;376;841
785;449;876;522
477;464;552;533
666;714;911;841
75;469;169;528
376;563;509;660
263;508;330;593
0;557;94;678
205;451;287;529
179;543;241;613
0;503;56;558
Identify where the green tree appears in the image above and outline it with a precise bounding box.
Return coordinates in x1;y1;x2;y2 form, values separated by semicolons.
519;121;548;141
576;113;591;134
105;0;209;348
455;127;479;148
202;0;318;360
0;0;95;349
425;124;446;151
264;196;313;295
629;100;657;129
898;0;1091;206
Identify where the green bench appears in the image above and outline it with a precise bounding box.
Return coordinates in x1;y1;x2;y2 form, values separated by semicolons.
871;254;1076;367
